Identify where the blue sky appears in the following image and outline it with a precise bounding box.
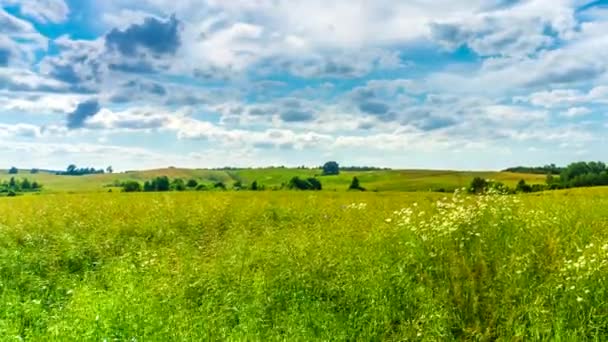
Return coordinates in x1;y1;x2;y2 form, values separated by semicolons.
2;0;608;170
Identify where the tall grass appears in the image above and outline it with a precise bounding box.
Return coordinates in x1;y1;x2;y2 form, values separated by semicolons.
0;190;607;340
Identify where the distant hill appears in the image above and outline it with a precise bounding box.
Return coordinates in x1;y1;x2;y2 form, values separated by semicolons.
0;168;547;194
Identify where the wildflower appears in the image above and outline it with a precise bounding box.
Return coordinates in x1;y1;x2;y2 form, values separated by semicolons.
577;297;583;302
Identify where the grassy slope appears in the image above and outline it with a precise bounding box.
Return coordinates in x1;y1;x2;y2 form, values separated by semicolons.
1;189;607;339
0;168;547;193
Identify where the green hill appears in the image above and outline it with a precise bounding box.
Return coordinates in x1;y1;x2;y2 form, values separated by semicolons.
0;168;547;194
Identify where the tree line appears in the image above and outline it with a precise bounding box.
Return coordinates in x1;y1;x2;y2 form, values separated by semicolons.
1;177;43;197
473;161;608;194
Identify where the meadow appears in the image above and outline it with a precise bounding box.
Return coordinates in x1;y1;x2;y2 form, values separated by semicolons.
1;188;607;340
0;168;546;193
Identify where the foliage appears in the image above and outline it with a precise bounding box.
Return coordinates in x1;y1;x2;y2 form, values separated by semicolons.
186;179;198;188
121;181;142;193
57;164;105;176
144;176;171;192
504;164;563;175
348;177;365;191
171;178;186;191
8;167;18;174
1;190;608;339
214;182;227;190
322;161;340;176
0;177;42;195
288;176;322;190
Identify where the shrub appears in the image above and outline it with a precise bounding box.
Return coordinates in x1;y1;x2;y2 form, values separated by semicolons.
187;179;198;188
348;177;365;191
122;181;142;192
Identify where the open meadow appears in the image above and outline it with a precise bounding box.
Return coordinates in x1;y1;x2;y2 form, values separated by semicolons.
0;168;546;193
1;188;608;340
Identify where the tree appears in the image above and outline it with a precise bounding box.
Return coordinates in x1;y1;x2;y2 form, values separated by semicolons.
106;166;114;174
233;181;243;190
156;176;171;191
67;164;77;174
469;177;488;194
251;180;259;191
9;177;16;189
8;167;18;174
30;168;39;174
122;181;142;192
214;182;226;190
187;179;198;188
172;178;186;191
516;179;532;193
322;161;340;175
349;177;365;191
21;178;31;190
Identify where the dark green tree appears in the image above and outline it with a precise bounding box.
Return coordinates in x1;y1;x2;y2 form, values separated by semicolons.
349;177;365;191
186;179;198;188
469;177;488;194
322;161;340;175
8;167;18;174
122;181;142;192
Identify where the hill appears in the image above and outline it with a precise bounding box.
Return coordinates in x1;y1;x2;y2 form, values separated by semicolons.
0;168;547;193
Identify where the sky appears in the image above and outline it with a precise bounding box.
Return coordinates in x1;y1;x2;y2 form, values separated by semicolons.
2;0;608;171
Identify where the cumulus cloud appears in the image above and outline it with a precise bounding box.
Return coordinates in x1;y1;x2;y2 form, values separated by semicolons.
106;15;181;57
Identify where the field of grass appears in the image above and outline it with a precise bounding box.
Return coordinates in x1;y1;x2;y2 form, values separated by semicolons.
0;168;547;193
1;188;607;340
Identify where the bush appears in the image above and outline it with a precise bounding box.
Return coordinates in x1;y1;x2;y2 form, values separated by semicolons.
348;177;365;191
8;167;18;174
122;181;142;192
469;177;488;194
187;179;198;188
288;177;322;191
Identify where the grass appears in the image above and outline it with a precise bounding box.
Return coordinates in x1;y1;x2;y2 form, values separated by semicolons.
0;168;547;193
1;189;607;340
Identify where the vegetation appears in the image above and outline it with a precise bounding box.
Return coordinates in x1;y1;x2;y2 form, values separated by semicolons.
1;189;608;339
288;176;322;190
322;161;340;175
348;176;365;191
1;167;546;193
57;164;105;176
504;164;563;175
0;177;42;196
8;166;18;174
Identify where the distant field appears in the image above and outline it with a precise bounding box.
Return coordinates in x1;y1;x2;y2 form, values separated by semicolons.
1;188;608;339
0;168;547;193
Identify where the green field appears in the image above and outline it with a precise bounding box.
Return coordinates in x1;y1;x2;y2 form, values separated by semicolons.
1;188;608;340
0;168;546;193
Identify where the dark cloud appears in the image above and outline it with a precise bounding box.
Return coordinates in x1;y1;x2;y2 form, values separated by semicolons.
49;64;82;84
280;109;314;122
359;101;390;115
105;15;181;57
67;100;100;129
0;48;9;66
